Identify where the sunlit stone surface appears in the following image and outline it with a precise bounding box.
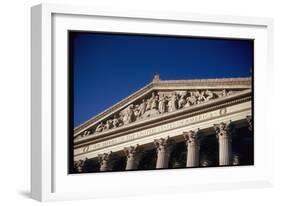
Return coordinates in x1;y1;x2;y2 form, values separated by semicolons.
72;76;253;173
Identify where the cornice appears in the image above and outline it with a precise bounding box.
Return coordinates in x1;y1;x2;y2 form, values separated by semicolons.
154;77;252;87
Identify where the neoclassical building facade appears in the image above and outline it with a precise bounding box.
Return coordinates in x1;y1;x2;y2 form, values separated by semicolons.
71;75;253;173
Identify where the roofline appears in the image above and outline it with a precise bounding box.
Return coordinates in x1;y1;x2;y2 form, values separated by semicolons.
74;76;252;134
74;82;154;133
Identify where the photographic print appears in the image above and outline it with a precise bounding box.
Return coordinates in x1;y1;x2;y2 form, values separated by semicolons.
68;32;253;174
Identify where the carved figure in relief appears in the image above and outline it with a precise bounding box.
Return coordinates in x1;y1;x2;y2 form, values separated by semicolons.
104;119;113;131
198;91;206;103
112;115;120;128
121;104;135;125
205;90;214;101
184;99;191;107
167;92;178;112
220;89;228;97
82;130;91;136
146;92;157;111
158;93;167;114
193;90;203;104
138;99;147;117
133;105;140;119
151;93;159;110
95;122;105;133
117;116;124;127
91;89;226;134
178;94;187;109
188;92;197;105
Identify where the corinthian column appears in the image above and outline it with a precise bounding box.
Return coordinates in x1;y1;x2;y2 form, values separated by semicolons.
214;121;234;166
154;136;172;168
74;158;88;173
98;152;113;171
124;145;141;170
183;130;200;167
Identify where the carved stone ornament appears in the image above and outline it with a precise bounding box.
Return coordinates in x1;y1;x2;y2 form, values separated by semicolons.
123;144;141;159
77;88;240;138
213;121;234;140
74;158;88;172
183;129;200;145
98;152;113;166
154;136;173;152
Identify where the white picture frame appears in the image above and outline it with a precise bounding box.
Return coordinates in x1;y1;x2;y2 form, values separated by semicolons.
31;3;274;202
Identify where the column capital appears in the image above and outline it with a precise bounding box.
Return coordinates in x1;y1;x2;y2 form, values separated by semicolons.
183;129;200;145
98;152;113;167
123;144;141;159
154;136;172;152
214;121;234;140
124;145;142;170
154;136;172;168
74;158;88;173
183;129;200;167
214;121;233;165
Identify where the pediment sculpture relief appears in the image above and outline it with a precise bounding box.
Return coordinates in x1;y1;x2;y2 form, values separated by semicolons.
78;89;235;138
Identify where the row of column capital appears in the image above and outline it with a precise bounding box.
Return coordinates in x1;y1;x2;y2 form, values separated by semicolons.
76;117;252;172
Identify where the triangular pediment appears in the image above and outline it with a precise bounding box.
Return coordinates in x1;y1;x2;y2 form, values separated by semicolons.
74;76;251;139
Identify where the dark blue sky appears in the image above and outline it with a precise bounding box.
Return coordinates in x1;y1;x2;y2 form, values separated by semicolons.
71;32;253;127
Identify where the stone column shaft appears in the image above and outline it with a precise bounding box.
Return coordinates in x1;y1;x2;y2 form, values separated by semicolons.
126;158;138;170
156;150;170;168
184;130;200;167
214;122;233;166
187;143;200;167
154;137;172;169
124;145;141;170
98;152;113;171
219;138;232;165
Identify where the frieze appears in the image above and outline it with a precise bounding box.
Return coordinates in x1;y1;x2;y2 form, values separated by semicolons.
76;89;237;139
74;77;251;136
